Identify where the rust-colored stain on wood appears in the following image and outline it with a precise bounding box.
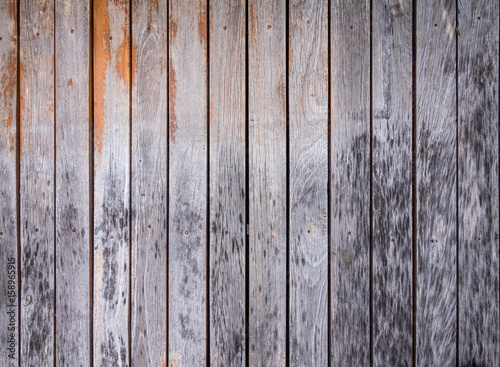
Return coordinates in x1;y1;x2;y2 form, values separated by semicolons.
197;0;207;44
169;66;177;142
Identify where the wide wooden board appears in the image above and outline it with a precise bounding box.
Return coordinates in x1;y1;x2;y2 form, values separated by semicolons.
130;0;167;365
55;0;91;365
372;0;413;365
209;0;246;365
458;0;499;365
248;0;286;366
168;0;207;365
289;0;329;365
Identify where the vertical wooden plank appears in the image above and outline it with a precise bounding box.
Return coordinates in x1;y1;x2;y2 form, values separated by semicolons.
93;0;130;365
248;0;286;366
55;0;90;365
19;0;55;365
209;0;246;365
458;0;499;365
288;0;328;365
330;0;371;365
168;0;207;365
130;0;167;365
416;0;457;365
0;1;18;366
372;0;413;365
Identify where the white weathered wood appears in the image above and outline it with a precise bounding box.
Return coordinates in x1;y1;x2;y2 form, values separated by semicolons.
458;0;499;365
168;0;207;365
0;1;18;366
330;0;371;365
289;0;328;365
209;0;246;365
93;0;130;365
131;0;167;365
55;0;90;365
372;0;413;365
416;0;457;365
248;1;286;366
20;0;55;365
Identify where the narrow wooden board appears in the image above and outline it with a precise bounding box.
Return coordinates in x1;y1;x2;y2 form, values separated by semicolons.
19;0;55;365
93;0;130;365
55;0;90;365
288;0;328;365
130;0;167;365
330;1;371;365
168;0;207;365
458;0;499;365
372;0;413;365
416;0;457;365
0;1;18;366
248;1;286;366
209;0;246;365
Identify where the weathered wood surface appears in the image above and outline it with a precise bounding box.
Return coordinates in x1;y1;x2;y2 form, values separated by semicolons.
168;0;207;365
330;0;371;365
372;0;413;365
55;0;90;365
458;0;499;365
289;0;328;365
416;0;457;365
20;0;55;365
248;0;286;366
209;0;246;365
130;0;167;365
0;0;18;366
93;0;130;365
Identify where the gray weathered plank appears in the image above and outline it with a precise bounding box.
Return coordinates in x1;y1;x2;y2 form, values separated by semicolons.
168;0;207;365
458;0;499;365
289;0;329;365
93;0;130;365
0;0;18;366
330;0;371;365
372;0;413;365
20;0;55;365
209;0;246;365
130;0;167;365
416;0;457;365
248;0;286;366
55;0;90;365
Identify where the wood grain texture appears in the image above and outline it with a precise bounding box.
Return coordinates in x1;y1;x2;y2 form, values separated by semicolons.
289;0;328;365
416;0;457;365
209;0;246;365
20;0;55;365
372;0;413;365
330;0;371;365
248;1;286;366
130;0;167;365
168;0;207;365
93;0;130;365
0;0;18;366
55;0;90;365
458;0;499;365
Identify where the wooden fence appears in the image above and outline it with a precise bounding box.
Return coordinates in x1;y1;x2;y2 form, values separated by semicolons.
0;0;498;366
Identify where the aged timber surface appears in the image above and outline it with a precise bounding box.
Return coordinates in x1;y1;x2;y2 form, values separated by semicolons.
55;0;90;365
20;0;55;366
131;0;167;365
93;0;130;365
248;0;286;366
289;0;329;365
372;0;413;366
168;0;207;365
458;0;500;365
416;0;457;365
209;0;246;365
330;0;371;365
0;0;18;366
